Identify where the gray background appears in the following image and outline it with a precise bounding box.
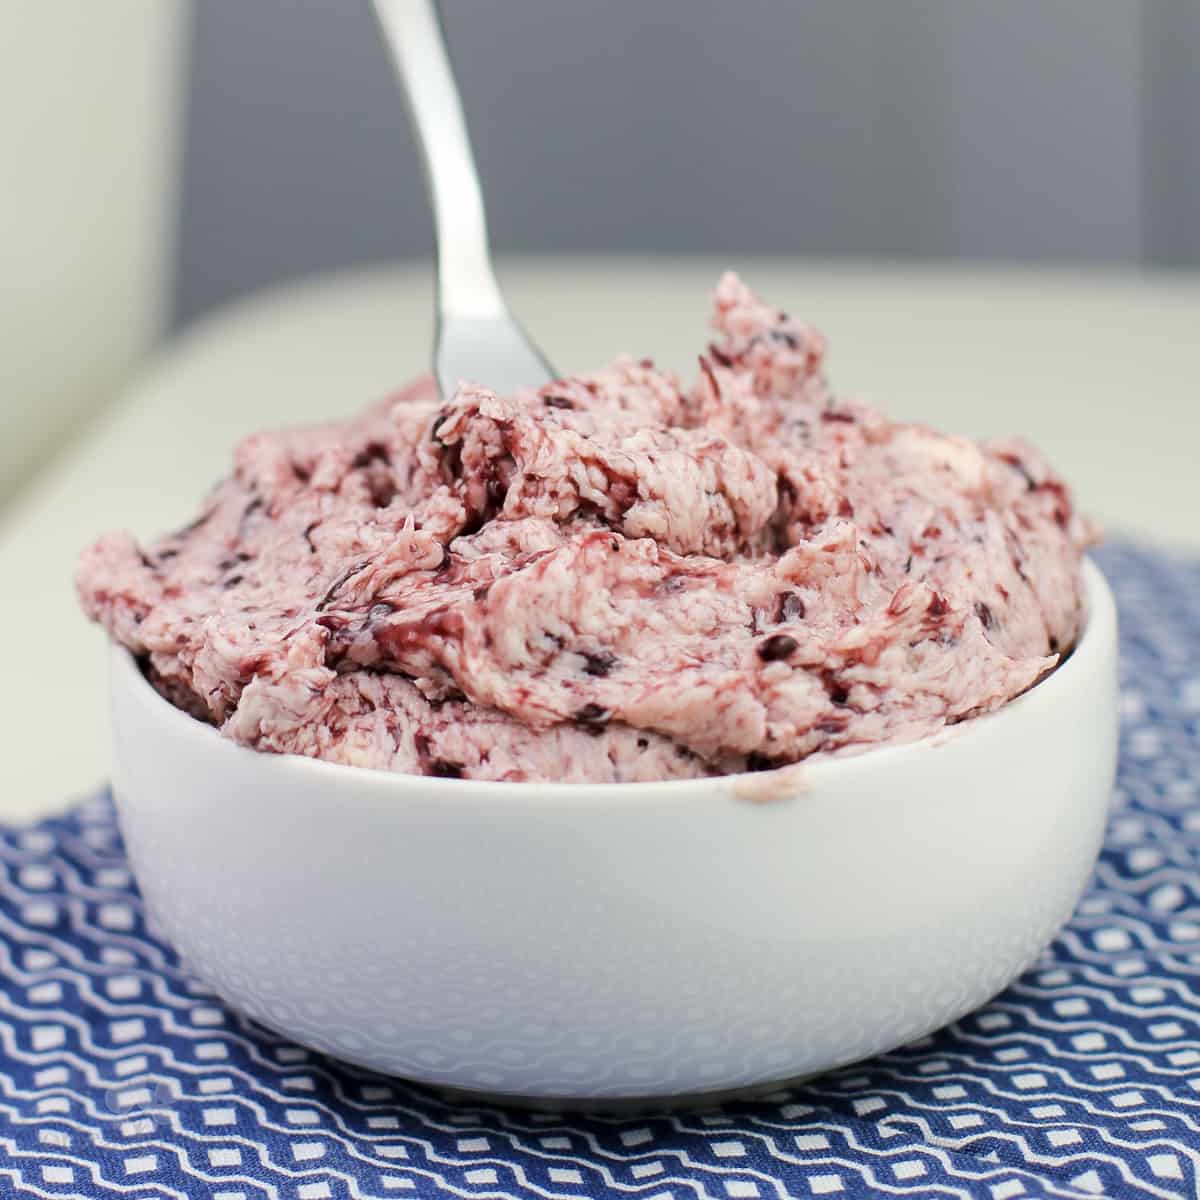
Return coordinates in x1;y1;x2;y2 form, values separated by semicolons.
173;1;1200;329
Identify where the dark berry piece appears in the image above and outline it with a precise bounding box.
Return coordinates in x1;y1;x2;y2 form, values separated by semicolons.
240;497;264;529
1005;455;1036;490
429;408;452;445
757;634;798;663
780;592;806;622
351;441;390;469
745;752;783;772
815;716;849;734
574;703;610;725
316;561;368;611
582;650;619;677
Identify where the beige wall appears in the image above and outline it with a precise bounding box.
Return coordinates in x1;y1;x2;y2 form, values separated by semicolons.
0;1;185;503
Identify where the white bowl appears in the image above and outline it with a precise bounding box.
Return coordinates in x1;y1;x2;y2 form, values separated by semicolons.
109;559;1118;1104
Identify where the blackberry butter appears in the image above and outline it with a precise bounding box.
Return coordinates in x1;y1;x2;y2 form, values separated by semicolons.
78;275;1092;783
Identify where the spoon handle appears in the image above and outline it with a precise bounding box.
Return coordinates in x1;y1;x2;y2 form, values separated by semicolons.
372;0;505;321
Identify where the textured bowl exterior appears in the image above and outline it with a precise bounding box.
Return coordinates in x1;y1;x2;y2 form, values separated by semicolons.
109;560;1118;1101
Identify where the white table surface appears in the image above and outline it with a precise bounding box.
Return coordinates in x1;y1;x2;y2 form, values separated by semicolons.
3;256;1197;822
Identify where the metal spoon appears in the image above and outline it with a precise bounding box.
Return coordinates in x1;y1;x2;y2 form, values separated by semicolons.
372;0;556;399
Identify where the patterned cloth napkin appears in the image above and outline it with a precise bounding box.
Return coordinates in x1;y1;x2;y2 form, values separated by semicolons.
1;543;1197;1200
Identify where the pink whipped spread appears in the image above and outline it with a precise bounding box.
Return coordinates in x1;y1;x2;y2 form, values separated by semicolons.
78;275;1092;783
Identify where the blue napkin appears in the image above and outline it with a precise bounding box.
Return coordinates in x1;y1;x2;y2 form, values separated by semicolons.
2;543;1197;1200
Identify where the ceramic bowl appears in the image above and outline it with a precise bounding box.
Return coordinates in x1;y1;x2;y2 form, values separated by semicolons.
109;559;1118;1104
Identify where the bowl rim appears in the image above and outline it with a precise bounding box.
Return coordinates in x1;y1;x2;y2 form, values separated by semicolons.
111;557;1115;806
